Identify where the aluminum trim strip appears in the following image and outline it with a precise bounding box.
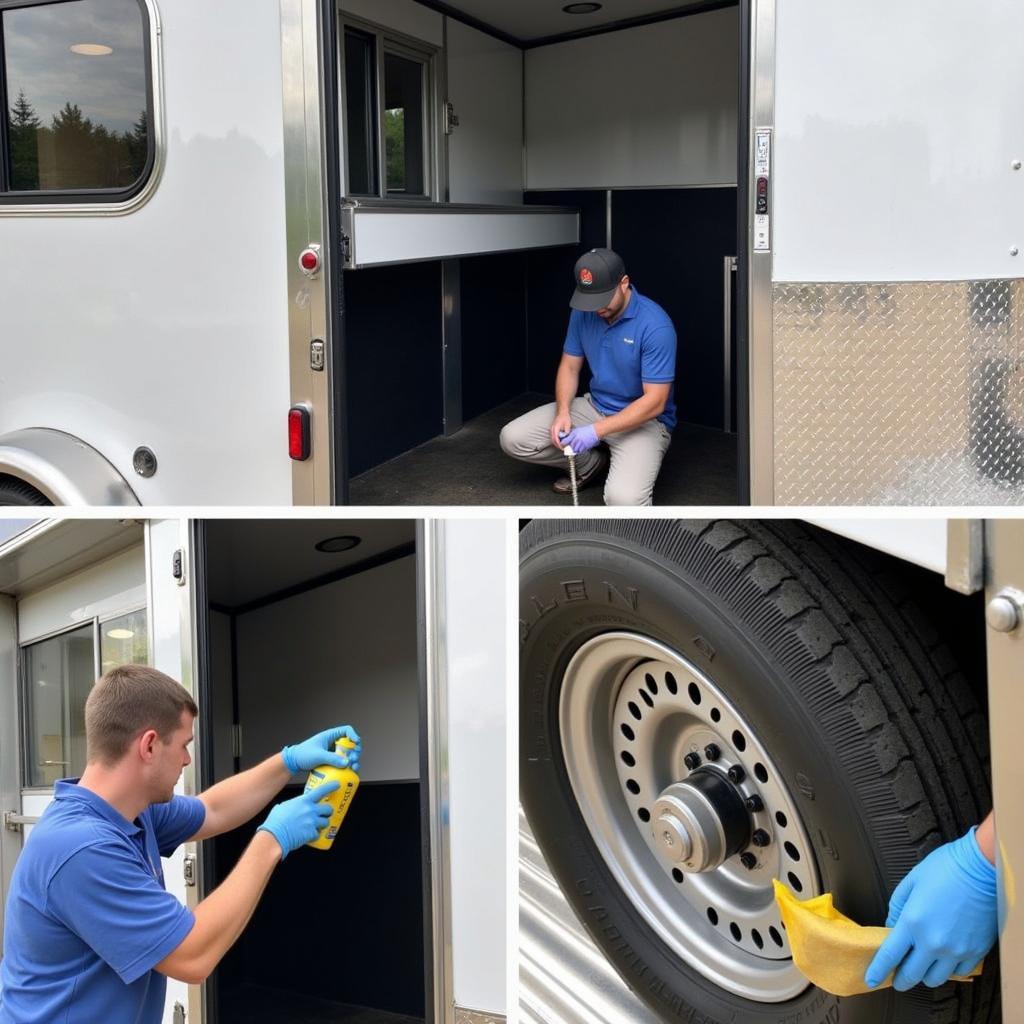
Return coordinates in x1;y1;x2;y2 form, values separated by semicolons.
345;199;579;214
454;1009;506;1024
773;279;1024;506
945;520;984;595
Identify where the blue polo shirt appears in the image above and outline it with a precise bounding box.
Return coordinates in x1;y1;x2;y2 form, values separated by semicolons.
0;779;206;1024
564;287;678;431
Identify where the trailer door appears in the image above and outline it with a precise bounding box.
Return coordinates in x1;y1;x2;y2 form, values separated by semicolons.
750;0;1024;505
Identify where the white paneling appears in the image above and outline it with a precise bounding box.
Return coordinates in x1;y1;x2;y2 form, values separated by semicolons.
0;1;292;505
447;20;523;204
235;556;418;783
445;521;506;1014
773;0;1024;283
17;547;145;645
350;208;578;266
209;611;235;784
525;8;739;189
808;520;947;576
341;0;443;45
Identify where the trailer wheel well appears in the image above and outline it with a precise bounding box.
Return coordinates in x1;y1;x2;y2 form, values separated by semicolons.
0;473;52;506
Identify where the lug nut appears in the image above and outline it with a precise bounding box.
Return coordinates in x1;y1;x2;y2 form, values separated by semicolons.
740;852;757;870
727;764;745;784
745;794;764;813
752;829;771;847
703;743;721;761
684;752;702;771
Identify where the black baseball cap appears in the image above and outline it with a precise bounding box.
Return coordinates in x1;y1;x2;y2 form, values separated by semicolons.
570;248;627;311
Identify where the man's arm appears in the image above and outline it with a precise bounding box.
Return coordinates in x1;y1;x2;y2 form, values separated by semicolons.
190;753;291;841
155;830;281;984
593;382;671;439
550;353;585;447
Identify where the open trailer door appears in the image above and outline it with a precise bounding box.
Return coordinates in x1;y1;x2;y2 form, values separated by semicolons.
749;0;1024;506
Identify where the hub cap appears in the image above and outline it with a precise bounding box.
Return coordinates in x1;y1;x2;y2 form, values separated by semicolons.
559;632;820;1002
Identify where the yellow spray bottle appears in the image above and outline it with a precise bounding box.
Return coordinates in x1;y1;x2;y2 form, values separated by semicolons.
303;736;360;850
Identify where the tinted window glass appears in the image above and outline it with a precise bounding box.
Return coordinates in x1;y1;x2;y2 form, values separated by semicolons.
345;29;377;196
3;0;150;193
384;52;424;196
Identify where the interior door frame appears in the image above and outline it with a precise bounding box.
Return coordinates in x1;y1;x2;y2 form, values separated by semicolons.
0;594;19;942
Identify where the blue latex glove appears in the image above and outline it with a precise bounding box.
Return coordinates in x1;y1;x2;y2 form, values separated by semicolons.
560;425;600;455
865;827;997;991
257;780;339;858
282;725;361;774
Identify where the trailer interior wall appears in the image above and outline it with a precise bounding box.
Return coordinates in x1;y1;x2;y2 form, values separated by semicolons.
204;533;424;1023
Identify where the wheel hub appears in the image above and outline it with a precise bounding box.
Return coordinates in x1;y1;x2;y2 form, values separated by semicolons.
560;631;821;1003
651;770;750;872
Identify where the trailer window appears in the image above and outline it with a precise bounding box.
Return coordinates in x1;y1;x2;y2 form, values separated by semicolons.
342;22;433;200
0;0;154;204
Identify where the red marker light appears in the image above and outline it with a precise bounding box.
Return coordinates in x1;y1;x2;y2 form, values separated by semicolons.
299;246;321;275
288;406;311;461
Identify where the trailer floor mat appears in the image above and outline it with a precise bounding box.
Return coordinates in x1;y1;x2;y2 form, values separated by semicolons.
349;393;738;506
219;983;424;1024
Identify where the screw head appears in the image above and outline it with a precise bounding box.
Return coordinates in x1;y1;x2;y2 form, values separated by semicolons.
752;828;771;847
727;764;745;784
684;752;702;771
745;794;764;813
1013;159;1022;170
986;591;1023;633
739;852;757;870
132;446;157;478
704;743;721;762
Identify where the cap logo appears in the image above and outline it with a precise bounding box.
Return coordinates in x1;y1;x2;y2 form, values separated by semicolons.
580;269;594;287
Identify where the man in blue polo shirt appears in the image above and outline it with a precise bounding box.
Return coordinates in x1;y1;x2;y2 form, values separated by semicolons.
500;247;677;505
0;664;361;1024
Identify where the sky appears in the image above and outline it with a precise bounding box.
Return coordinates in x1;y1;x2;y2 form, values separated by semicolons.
4;0;147;133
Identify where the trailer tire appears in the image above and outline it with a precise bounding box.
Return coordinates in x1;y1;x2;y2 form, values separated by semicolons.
0;474;51;505
520;519;998;1024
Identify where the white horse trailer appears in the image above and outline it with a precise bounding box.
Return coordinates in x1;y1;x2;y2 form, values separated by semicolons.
0;516;508;1024
1;0;1020;507
519;518;1023;1024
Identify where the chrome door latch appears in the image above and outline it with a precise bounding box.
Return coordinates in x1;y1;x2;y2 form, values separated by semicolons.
183;854;196;887
444;100;460;135
310;339;325;372
4;811;40;832
172;549;186;587
173;1002;186;1023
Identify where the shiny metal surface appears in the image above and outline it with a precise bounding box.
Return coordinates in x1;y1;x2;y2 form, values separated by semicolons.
454;1010;505;1024
0;428;139;506
281;0;334;505
946;519;984;596
519;807;660;1024
748;0;775;504
560;632;816;1002
985;520;1024;1014
986;588;1024;633
0;0;165;219
773;280;1024;505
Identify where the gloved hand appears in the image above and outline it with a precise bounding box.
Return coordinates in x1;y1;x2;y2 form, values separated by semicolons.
282;725;361;774
258;781;339;858
560;425;600;455
550;412;573;450
865;828;997;991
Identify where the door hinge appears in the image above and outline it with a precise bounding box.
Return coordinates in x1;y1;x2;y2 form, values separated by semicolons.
173;1002;186;1023
232;723;243;759
183;854;196;887
172;548;186;587
444;100;460;135
310;338;325;372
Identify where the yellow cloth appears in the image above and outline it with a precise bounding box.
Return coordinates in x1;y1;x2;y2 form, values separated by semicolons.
772;879;982;997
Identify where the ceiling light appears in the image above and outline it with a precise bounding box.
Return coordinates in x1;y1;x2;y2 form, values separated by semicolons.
315;535;361;553
70;43;113;56
106;628;134;640
563;3;602;13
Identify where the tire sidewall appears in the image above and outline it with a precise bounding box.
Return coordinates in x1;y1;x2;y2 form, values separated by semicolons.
521;535;898;1024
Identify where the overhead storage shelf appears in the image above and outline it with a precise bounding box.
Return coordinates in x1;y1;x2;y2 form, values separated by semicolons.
339;200;580;269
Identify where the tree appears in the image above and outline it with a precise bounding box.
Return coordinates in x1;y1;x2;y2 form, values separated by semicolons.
8;89;41;189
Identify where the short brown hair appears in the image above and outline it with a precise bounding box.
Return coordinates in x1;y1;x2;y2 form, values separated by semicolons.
85;665;199;765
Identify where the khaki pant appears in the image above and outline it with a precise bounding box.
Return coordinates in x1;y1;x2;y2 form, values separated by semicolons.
499;395;672;506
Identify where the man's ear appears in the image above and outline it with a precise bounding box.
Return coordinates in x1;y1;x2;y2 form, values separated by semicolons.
138;728;160;762
620;275;631;291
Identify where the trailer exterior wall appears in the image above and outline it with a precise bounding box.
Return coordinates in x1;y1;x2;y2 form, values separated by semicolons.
0;2;293;506
758;0;1024;506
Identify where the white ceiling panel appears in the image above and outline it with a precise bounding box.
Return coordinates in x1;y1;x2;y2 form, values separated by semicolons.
442;0;716;43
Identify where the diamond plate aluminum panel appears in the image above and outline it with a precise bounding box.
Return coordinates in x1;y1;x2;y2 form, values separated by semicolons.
773;280;1024;505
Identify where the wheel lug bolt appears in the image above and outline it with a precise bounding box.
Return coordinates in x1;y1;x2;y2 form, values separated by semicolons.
745;794;764;812
752;828;771;847
703;743;721;761
684;752;702;771
727;764;745;784
740;852;757;870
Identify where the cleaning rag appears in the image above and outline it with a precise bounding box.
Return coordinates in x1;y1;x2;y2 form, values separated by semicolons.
772;879;982;997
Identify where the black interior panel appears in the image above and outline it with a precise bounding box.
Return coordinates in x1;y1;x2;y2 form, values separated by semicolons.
214;783;426;1021
344;264;444;476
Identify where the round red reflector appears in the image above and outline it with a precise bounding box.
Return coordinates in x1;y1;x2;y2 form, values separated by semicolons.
300;250;319;272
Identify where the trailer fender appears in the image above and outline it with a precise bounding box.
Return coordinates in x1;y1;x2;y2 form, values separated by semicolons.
0;429;139;506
